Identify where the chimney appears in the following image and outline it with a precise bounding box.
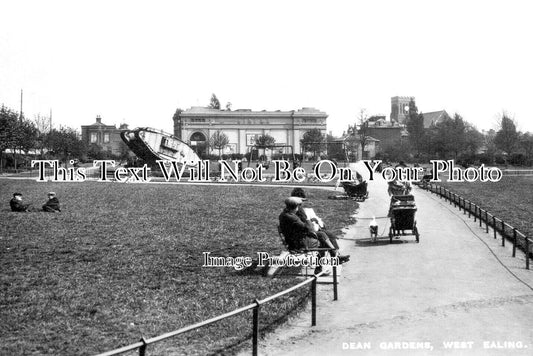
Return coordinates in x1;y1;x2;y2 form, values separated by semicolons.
96;115;102;124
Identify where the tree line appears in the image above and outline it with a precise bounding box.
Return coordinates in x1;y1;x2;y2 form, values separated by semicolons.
380;99;533;166
0;105;126;171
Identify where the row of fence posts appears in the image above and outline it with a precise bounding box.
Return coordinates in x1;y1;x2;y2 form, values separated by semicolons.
96;267;338;356
426;183;530;270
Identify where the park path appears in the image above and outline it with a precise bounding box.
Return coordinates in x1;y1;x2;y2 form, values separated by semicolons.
240;164;533;356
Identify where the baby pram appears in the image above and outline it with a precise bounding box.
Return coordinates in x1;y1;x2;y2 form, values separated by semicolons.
419;174;432;189
388;194;419;243
341;181;368;201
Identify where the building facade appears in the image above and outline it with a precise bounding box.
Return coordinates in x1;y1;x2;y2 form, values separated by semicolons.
173;107;328;156
81;115;128;156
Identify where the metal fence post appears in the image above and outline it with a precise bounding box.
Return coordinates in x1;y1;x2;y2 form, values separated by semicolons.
493;216;497;239
468;202;471;218
501;221;505;246
333;266;338;301
526;238;530;270
479;208;482;227
139;337;147;356
252;300;260;356
311;277;317;326
473;205;476;222
485;211;489;233
512;228;517;257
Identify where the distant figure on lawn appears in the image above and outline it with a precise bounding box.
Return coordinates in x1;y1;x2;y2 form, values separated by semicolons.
42;192;61;212
10;192;31;212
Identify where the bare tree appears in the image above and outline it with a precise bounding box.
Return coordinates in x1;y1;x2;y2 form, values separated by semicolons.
356;109;369;160
33;113;52;158
210;130;229;158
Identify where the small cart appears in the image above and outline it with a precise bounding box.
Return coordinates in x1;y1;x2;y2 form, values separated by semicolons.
341;181;368;201
388;195;419;243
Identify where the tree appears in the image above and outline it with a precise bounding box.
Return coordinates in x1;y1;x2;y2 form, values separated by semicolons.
405;99;425;156
45;127;85;165
208;94;221;109
225;102;232;111
482;129;497;163
494;113;519;156
519;132;533;165
255;134;276;160
426;113;477;159
0;106;19;170
209;130;230;158
356;109;370;159
87;143;106;160
16;120;38;154
301;129;324;159
450;113;467;158
33;113;52;158
464;123;484;156
255;134;276;147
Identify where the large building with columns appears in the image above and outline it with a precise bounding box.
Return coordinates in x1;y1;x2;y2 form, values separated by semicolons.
173;107;327;156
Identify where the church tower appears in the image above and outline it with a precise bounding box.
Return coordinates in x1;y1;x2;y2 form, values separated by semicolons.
390;96;415;124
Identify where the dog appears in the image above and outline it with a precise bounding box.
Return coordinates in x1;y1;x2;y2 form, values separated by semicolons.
369;216;378;242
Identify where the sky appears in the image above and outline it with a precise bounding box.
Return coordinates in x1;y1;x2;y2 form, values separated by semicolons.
1;0;532;136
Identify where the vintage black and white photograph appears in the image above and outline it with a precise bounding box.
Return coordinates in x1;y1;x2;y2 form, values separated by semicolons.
1;1;532;355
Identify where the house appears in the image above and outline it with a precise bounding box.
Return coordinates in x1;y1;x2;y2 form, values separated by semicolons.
81;116;129;156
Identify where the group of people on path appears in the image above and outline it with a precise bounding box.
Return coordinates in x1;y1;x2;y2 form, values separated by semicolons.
9;192;61;213
279;187;350;274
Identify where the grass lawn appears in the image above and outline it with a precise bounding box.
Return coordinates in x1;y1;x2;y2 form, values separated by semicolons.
438;175;533;243
0;180;357;355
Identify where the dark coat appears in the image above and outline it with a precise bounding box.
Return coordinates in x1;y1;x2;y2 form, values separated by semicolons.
43;197;61;212
10;198;29;212
279;209;314;250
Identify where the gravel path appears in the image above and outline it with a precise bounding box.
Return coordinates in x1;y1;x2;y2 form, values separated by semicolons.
239;168;533;356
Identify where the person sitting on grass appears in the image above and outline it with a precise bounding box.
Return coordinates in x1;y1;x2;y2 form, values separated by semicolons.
10;192;31;212
290;187;350;263
42;192;61;213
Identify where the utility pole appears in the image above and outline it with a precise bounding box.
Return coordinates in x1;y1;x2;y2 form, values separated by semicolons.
20;89;23;120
